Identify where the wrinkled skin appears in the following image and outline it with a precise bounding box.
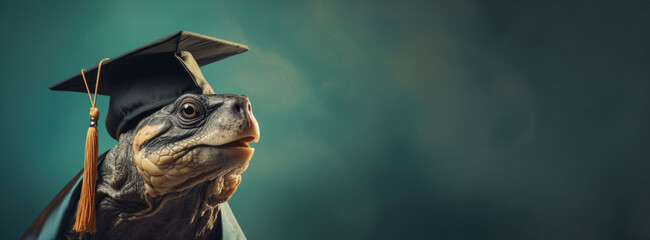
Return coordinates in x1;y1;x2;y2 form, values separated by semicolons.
65;93;260;240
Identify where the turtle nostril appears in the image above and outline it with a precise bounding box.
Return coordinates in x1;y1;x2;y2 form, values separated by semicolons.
234;102;243;114
231;96;251;115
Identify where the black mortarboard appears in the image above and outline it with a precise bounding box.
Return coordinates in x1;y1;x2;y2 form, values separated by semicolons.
50;30;249;139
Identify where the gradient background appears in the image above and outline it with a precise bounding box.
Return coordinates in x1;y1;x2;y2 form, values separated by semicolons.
1;0;650;239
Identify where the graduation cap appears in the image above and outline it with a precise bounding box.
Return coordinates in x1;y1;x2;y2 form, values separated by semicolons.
50;30;249;232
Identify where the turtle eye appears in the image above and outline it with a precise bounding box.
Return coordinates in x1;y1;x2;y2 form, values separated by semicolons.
176;97;205;127
181;103;198;119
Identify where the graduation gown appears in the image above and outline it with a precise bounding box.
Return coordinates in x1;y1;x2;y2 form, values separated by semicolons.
21;153;247;240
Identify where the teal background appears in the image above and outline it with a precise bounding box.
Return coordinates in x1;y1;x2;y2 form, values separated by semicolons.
1;0;650;239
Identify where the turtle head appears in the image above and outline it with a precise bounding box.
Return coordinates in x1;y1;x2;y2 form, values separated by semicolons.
130;93;260;203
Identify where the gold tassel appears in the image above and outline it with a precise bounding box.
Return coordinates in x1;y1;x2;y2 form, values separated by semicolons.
74;58;109;233
74;108;99;232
